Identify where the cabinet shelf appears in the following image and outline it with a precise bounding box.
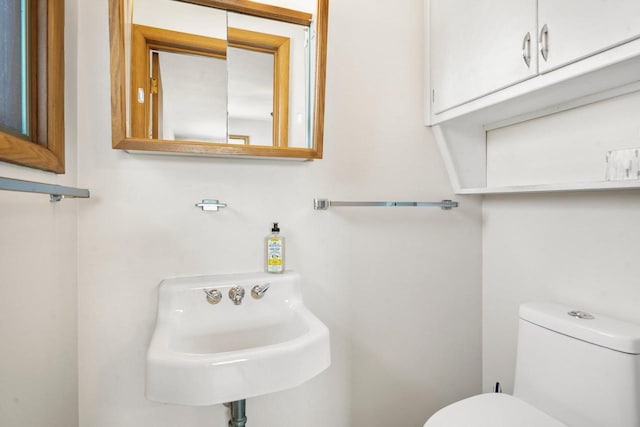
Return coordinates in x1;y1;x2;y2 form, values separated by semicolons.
458;180;640;195
428;39;640;194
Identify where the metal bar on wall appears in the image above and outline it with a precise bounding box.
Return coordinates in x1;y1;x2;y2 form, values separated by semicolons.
313;198;459;210
0;177;90;202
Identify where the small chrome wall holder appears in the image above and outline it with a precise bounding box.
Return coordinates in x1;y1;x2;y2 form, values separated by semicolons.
195;199;227;211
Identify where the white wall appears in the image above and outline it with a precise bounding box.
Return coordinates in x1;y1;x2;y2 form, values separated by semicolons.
77;1;482;426
0;1;79;426
487;91;640;187
483;191;640;393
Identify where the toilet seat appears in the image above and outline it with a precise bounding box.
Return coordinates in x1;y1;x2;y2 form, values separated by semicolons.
424;393;567;427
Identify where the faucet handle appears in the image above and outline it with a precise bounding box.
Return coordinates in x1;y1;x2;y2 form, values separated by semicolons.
251;283;270;299
204;289;222;304
229;286;245;305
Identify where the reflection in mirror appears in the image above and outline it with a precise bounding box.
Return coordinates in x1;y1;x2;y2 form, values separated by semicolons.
131;22;293;146
155;51;227;142
228;47;274;146
227;12;310;148
229;134;250;144
130;24;228;140
110;0;328;159
227;25;291;147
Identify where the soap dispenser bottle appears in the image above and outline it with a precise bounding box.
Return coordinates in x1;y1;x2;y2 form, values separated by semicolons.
265;222;285;274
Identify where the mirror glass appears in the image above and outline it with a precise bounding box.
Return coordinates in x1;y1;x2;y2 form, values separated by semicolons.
155;50;228;142
112;0;327;158
227;47;273;146
226;12;310;148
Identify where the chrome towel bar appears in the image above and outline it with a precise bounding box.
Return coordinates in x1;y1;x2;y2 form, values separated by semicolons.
313;198;459;210
0;177;90;202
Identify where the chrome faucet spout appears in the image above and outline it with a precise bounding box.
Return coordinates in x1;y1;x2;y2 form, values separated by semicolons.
229;286;245;305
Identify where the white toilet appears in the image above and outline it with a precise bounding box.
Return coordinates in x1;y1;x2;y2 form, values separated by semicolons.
424;301;640;427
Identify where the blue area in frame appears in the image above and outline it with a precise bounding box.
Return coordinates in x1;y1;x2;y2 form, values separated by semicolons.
20;0;28;135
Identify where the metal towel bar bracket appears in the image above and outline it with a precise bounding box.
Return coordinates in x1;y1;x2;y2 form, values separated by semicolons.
313;198;459;210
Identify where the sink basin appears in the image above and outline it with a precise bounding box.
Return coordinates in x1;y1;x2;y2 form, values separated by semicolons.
146;271;330;406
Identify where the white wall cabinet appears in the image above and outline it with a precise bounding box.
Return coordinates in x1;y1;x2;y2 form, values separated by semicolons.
538;0;640;73
430;0;537;114
430;0;640;116
425;0;640;194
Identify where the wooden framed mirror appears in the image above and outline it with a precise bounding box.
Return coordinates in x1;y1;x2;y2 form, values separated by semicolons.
108;0;328;159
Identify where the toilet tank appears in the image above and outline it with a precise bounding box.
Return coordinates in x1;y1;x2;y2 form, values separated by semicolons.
513;302;640;427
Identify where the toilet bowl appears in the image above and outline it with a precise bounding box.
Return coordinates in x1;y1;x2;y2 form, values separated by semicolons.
424;302;640;427
426;393;565;427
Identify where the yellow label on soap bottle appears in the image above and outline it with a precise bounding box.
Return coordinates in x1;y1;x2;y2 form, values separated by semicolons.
267;237;283;272
266;222;285;273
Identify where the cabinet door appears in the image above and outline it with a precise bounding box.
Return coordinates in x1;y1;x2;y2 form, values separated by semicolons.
538;0;640;73
430;0;538;114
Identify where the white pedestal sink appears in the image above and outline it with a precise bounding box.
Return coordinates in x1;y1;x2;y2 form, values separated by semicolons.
146;271;330;406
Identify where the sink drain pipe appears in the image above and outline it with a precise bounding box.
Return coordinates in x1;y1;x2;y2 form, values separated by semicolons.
225;400;247;427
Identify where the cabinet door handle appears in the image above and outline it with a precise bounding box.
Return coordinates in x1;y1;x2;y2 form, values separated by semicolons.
522;32;531;67
540;24;549;61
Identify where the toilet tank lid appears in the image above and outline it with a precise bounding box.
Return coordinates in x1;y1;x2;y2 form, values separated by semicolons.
520;302;640;354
